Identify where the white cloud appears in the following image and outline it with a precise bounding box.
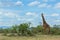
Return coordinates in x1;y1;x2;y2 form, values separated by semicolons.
54;2;60;9
41;13;60;17
4;12;15;17
0;1;13;7
15;1;24;6
17;17;34;23
54;20;60;22
47;5;52;8
38;3;51;8
0;10;22;26
27;19;34;21
0;11;2;15
43;0;56;2
43;0;48;2
28;1;52;8
38;3;47;8
17;18;26;21
0;11;37;27
0;10;21;18
26;12;37;17
4;12;20;18
51;13;59;16
28;1;40;6
0;22;15;26
0;1;23;7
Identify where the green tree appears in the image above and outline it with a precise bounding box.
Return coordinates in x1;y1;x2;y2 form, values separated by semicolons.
18;23;30;36
50;25;60;35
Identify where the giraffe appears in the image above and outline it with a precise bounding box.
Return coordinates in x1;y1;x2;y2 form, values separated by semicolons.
41;13;50;33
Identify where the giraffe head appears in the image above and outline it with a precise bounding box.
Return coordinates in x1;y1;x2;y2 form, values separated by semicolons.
41;13;44;17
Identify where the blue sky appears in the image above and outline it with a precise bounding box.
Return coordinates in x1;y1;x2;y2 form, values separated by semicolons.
0;0;60;27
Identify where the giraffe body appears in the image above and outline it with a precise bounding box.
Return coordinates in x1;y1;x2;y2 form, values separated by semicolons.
41;13;50;33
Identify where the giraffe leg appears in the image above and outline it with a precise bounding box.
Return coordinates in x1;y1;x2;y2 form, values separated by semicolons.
46;27;50;34
48;27;50;33
43;27;46;33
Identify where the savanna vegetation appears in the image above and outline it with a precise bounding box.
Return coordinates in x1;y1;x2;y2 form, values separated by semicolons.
0;22;60;40
0;22;60;36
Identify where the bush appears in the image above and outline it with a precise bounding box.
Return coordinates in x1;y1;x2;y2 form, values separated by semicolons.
50;25;60;35
2;23;60;36
18;23;30;36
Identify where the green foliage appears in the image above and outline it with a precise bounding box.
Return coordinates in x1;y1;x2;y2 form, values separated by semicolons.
30;25;43;34
3;28;8;36
18;23;29;36
36;25;43;32
11;25;18;33
0;28;4;33
0;23;60;36
18;23;29;31
50;25;60;35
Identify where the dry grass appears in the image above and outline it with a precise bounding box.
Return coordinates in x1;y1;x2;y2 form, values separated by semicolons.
0;34;60;40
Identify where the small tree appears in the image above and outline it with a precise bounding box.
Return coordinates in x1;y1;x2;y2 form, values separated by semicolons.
50;25;60;35
18;23;29;36
3;28;8;36
36;25;43;32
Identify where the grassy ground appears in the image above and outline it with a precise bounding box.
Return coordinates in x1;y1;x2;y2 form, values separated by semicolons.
0;34;60;40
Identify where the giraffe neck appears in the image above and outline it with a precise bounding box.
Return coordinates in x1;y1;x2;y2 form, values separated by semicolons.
42;14;47;24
